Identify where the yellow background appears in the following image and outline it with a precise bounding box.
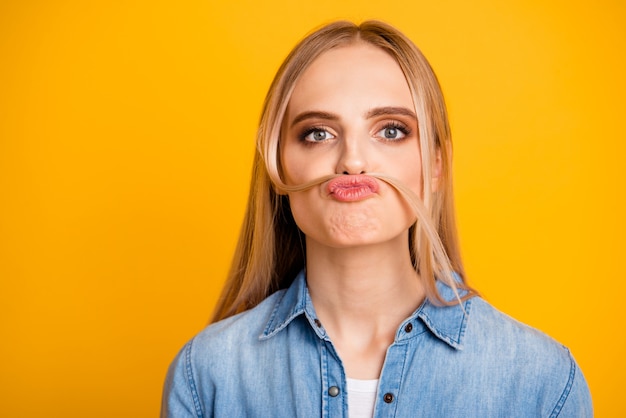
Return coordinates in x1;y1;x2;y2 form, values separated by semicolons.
1;0;624;416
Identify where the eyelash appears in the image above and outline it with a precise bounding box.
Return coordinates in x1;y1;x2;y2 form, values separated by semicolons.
378;121;412;140
298;125;334;144
296;121;413;144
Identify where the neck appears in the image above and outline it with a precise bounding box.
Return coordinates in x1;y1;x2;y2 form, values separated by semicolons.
305;234;424;379
306;234;423;317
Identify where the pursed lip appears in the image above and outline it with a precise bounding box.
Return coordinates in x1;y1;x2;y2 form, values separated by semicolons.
326;175;380;202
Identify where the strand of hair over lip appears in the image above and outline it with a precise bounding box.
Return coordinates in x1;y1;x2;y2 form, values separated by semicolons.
273;173;463;304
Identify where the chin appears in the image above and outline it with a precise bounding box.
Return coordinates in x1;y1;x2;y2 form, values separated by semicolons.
310;228;411;251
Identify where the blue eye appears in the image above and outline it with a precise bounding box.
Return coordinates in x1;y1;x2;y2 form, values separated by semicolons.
302;128;335;143
376;124;408;141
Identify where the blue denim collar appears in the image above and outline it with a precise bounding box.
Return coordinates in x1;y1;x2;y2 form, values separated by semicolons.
260;270;471;350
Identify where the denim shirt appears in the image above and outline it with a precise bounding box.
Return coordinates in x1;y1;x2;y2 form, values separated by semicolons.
161;271;592;417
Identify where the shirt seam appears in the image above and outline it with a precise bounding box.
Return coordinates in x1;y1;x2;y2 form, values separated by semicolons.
184;339;204;418
548;348;576;418
392;342;409;416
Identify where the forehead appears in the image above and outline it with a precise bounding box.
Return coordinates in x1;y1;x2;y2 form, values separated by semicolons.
287;42;413;115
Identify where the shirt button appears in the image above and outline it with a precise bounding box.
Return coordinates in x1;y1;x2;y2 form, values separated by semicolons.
314;319;322;327
328;386;340;397
383;393;394;403
404;323;413;333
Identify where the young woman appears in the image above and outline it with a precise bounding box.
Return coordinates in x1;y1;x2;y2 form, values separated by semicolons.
161;21;592;417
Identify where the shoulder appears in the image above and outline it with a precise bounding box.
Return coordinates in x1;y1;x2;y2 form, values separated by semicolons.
468;297;559;344
188;289;287;361
467;297;569;363
464;297;593;416
161;290;289;418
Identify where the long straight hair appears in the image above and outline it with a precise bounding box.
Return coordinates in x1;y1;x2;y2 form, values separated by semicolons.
212;20;478;322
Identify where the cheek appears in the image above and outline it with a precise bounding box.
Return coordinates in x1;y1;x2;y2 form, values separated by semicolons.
281;147;327;185
285;191;315;235
282;161;302;185
396;155;424;196
280;146;301;184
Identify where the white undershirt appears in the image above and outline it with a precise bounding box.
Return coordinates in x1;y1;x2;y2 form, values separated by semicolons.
346;378;379;418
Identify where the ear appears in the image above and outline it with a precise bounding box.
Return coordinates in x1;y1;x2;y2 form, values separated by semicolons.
431;147;443;193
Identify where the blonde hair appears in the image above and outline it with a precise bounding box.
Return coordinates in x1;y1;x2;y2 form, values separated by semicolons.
212;20;478;322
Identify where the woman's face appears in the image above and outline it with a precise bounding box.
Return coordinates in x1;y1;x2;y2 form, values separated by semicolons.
281;42;423;249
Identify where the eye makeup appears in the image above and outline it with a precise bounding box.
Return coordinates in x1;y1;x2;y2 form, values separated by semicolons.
297;125;336;144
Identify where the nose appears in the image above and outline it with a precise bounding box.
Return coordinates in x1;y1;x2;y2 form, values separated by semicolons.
335;137;369;175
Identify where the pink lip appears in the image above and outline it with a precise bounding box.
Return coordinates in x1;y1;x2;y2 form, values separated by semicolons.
326;175;380;202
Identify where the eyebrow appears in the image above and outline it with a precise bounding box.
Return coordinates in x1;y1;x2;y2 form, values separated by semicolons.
365;106;417;120
290;111;339;127
290;106;417;128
